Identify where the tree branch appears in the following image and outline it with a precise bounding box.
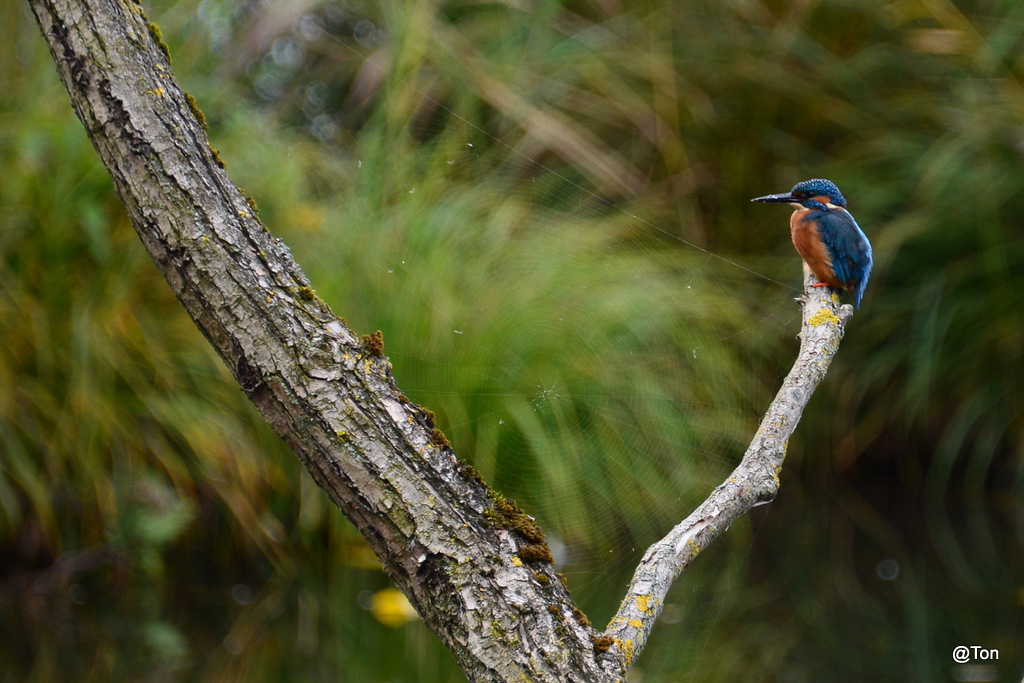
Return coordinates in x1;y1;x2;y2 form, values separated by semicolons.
30;0;853;679
603;274;852;663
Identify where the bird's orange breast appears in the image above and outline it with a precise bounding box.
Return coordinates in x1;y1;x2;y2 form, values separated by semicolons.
790;210;843;289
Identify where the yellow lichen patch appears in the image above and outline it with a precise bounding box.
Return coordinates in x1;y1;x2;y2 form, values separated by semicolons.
511;556;523;567
618;638;636;667
635;594;656;615
808;308;841;326
628;619;643;628
237;210;250;218
146;87;165;97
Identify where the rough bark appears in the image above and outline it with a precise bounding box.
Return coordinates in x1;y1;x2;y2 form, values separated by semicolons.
29;0;852;680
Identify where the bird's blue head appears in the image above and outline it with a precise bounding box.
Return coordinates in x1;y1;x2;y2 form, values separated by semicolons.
752;178;847;210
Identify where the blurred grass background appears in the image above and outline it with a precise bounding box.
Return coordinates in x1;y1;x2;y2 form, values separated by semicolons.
2;0;1022;681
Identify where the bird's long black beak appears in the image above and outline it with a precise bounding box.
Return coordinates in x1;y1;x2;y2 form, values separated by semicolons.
751;192;797;204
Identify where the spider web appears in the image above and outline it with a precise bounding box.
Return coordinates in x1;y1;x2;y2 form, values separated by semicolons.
300;116;801;622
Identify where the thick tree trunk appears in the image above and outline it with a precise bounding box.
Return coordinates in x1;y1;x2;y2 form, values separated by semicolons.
28;1;614;680
29;0;852;680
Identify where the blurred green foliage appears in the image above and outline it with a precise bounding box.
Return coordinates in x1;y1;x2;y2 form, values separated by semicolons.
1;0;1022;681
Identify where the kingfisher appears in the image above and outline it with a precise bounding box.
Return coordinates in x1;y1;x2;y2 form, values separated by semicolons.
752;178;873;308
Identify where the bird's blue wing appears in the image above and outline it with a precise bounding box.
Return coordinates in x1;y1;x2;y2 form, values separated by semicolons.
816;209;873;304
